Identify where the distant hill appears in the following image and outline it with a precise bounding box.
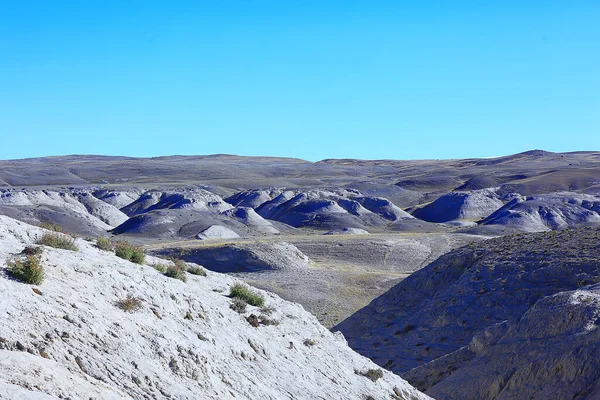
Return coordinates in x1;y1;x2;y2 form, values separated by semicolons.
1;151;599;194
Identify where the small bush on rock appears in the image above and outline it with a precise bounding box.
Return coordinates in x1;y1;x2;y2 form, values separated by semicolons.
230;283;264;307
115;296;143;312
151;263;168;273
115;241;145;264
355;368;384;382
129;250;145;264
20;246;43;256
230;298;247;313
259;315;279;326
171;258;207;276
37;232;78;251
187;265;207;276
7;254;44;285
39;221;63;232
165;265;187;282
260;305;275;315
96;237;114;251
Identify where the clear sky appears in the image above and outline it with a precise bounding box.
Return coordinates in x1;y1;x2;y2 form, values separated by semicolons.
1;1;599;161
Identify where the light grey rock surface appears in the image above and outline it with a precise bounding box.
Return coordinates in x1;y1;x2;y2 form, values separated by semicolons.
324;227;370;235
121;188;233;216
71;190;129;226
412;189;503;223
226;189;285;209
92;188;143;209
481;193;600;232
246;188;414;230
0;189;116;236
0;215;429;400
220;207;280;234
162;241;311;273
113;190;282;239
195;225;241;240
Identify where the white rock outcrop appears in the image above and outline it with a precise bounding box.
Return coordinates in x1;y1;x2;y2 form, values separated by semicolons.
411;189;503;223
195;224;241;240
480;193;600;232
324;227;370;235
0;216;428;400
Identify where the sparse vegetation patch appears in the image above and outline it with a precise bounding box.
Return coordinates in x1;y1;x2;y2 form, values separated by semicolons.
114;241;145;264
39;221;63;232
20;246;43;256
246;314;259;327
165;265;187;282
115;296;143;312
95;237;114;251
355;368;384;382
37;232;78;251
151;263;168;273
230;298;248;313
258;314;279;326
187;265;207;276
230;283;265;307
261;305;275;315
171;258;208;276
7;254;44;285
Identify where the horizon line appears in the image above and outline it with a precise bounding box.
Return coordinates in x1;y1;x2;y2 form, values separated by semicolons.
2;149;599;164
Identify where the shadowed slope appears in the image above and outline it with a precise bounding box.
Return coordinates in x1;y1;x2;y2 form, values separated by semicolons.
335;228;600;399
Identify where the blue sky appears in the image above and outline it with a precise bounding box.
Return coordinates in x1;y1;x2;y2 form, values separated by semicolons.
1;1;599;161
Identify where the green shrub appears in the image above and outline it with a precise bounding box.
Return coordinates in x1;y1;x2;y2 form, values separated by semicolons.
7;254;44;285
187;265;207;276
114;241;134;259
96;237;114;251
37;232;78;251
129;250;145;264
39;221;63;232
230;283;264;307
151;263;168;273
114;241;145;264
165;265;187;282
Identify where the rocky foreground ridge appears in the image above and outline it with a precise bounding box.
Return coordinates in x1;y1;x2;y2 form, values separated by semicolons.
0;215;428;400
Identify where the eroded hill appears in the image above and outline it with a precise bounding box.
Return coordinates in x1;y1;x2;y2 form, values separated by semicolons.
335;227;600;399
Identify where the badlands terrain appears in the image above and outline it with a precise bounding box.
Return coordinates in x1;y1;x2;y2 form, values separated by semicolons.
1;150;600;398
0;216;426;399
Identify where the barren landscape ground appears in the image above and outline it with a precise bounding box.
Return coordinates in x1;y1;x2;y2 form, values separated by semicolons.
148;232;482;327
2;150;600;398
2;151;600;328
